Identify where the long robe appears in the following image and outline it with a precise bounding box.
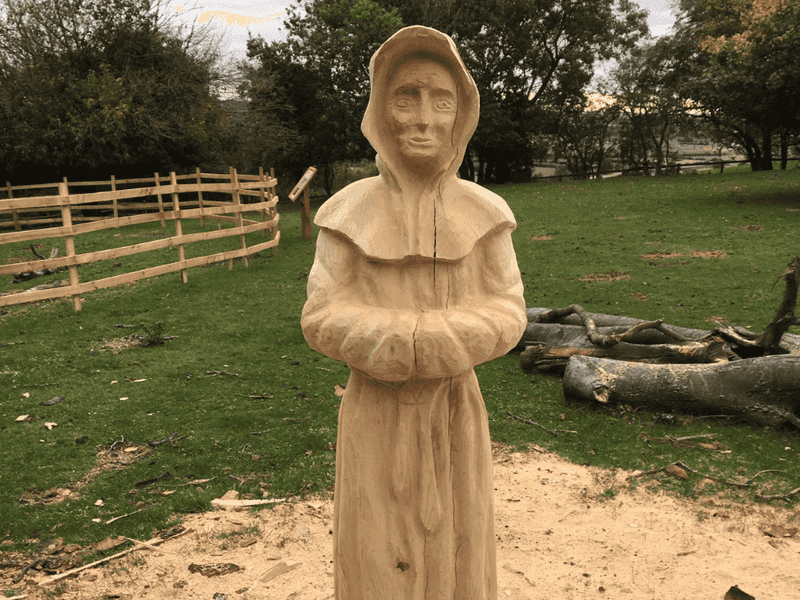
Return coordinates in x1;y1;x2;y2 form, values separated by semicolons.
302;222;526;599
300;24;528;600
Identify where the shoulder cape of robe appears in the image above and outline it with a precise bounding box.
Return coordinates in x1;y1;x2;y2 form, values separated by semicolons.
314;176;517;261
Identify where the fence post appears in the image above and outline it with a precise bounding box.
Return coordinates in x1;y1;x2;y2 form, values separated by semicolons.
154;172;166;227
5;181;20;231
59;178;82;311
269;167;278;254
719;161;724;174
110;175;119;225
195;167;205;227
229;167;249;269
258;166;267;237
170;172;188;283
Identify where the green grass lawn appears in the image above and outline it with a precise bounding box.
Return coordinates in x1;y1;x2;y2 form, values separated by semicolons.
1;168;799;556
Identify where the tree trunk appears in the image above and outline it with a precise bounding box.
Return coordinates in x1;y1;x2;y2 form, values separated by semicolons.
755;256;800;352
563;354;800;429
758;129;774;171
780;131;788;170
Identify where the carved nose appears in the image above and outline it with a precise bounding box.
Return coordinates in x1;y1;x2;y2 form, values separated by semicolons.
416;104;432;129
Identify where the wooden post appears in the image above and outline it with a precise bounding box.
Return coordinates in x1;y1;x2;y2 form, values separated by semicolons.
302;186;312;241
229;167;248;269
110;175;119;224
59;178;82;311
154;172;166;227
719;161;725;174
258;166;269;238
170;172;188;283
6;181;20;232
288;167;317;241
195;167;205;227
269;167;279;255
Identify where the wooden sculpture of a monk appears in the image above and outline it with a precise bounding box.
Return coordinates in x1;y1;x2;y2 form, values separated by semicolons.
301;25;527;600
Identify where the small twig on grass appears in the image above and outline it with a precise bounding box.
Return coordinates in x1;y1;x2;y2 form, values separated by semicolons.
205;370;238;377
0;341;24;349
105;507;146;525
250;429;273;436
641;433;720;448
124;536;169;554
628;461;790;495
39;529;191;586
238;394;273;399
134;470;174;488
177;476;216;487
506;410;576;436
756;486;800;502
147;432;187;447
745;469;785;485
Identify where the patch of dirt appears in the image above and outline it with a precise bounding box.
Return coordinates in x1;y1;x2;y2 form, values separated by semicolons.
18;440;154;510
693;250;728;258
703;316;730;324
100;336;148;354
18;487;80;507
529;235;553;241
7;450;799;599
628;292;648;301
576;271;631;282
732;225;764;231
641;251;683;260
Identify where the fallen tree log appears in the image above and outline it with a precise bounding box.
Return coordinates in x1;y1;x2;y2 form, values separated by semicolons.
521;338;733;373
520;307;800;374
562;354;800;430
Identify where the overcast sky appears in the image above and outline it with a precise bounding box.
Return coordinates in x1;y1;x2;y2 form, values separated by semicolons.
175;0;679;64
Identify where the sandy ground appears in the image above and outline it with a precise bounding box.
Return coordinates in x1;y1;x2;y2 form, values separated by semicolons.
6;447;799;600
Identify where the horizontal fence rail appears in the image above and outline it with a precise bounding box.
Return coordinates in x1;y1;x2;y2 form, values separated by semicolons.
530;157;799;183
0;167;279;310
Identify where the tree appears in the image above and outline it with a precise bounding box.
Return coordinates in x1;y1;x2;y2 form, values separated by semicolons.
670;0;800;171
0;0;228;183
243;0;403;193
611;39;686;175
554;97;620;179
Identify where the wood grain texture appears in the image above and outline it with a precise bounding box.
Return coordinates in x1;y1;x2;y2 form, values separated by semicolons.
301;26;527;600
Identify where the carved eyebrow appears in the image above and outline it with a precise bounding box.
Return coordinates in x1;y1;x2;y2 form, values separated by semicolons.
392;84;455;98
392;84;421;95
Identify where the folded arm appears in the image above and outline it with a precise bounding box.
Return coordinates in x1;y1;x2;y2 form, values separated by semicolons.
301;227;526;382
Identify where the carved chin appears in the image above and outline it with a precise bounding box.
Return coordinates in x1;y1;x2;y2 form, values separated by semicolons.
397;146;453;170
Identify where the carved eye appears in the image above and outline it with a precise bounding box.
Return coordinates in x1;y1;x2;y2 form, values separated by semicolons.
394;98;412;109
435;99;455;111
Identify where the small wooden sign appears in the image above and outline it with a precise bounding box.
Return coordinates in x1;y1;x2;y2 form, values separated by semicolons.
289;167;317;202
289;167;317;240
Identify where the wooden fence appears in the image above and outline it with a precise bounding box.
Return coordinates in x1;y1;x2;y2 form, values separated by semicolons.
531;157;800;183
0;167;279;311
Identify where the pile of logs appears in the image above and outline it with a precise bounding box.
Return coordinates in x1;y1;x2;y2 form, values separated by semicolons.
519;257;800;429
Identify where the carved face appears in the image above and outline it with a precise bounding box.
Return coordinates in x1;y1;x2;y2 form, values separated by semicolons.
386;58;458;171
